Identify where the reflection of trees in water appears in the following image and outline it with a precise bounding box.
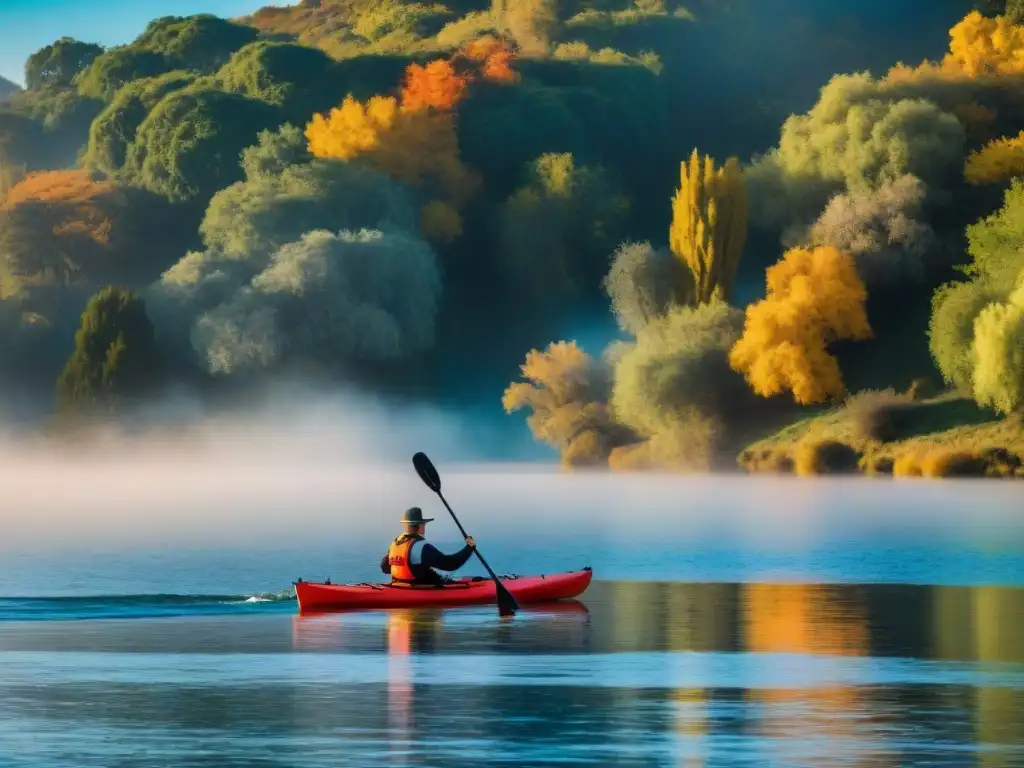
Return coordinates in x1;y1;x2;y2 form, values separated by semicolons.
931;585;1024;766
740;584;889;768
602;582;741;653
972;588;1024;768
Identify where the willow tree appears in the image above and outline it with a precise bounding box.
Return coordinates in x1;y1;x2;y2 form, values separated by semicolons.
669;149;749;305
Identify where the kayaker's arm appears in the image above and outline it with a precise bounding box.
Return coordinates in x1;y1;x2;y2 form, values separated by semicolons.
380;553;391;574
420;542;475;572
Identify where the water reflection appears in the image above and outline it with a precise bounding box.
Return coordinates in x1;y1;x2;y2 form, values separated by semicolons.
0;582;1022;766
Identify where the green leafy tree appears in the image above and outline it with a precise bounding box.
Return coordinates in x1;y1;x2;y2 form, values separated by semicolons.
963;178;1024;287
0;112;45;170
132;15;259;73
198;125;418;262
972;292;1024;414
84;71;195;175
928;279;1005;391
75;48;175;100
121;86;281;203
56;286;160;416
603;241;693;336
609;299;749;470
190;228;443;376
497;152;629;299
216;41;339;115
25;37;104;90
146;127;423;368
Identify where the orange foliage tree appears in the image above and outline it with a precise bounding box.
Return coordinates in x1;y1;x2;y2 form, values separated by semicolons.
0;169;125;296
964;130;1024;184
305;37;518;244
462;35;520;84
728;246;872;405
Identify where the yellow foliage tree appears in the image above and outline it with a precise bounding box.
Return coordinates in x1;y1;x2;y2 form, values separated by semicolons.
943;11;1024;77
965;130;1024;184
502;340;631;467
669;148;748;305
728;245;873;405
887;11;1024;82
306;95;400;161
305;55;482;243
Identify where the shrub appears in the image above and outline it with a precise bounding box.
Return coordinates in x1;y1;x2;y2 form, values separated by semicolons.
892;450;925;477
865;455;895;475
845;388;915;442
794;439;861;476
919;449;988;477
739;447;794;474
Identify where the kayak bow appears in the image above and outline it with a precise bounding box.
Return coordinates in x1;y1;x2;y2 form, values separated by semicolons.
294;567;593;613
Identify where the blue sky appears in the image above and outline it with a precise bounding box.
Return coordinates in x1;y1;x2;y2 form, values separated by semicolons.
0;0;289;86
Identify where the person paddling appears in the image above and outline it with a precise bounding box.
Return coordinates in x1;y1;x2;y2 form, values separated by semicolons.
381;507;476;586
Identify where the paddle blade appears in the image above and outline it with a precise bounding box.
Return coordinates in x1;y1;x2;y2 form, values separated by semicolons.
496;582;519;617
412;451;441;493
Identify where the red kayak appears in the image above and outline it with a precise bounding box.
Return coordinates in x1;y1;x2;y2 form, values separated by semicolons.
294;567;593;613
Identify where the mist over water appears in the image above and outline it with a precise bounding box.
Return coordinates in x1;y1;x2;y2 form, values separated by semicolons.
1;383;1022;599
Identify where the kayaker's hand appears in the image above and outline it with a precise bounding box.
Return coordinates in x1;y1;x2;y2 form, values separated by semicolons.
465;536;476;549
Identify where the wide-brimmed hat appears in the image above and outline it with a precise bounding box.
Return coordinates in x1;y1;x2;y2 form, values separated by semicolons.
401;506;434;524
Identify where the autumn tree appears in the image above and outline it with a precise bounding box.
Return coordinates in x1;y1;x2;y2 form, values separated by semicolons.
502;340;634;467
669;149;748;305
940;11;1024;77
56;286;161;417
729;245;873;405
461;35;520;84
964;130;1024;184
0;169;182;302
305;53;487;243
0;170;123;296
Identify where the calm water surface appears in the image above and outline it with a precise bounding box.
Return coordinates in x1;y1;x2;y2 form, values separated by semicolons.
1;474;1023;767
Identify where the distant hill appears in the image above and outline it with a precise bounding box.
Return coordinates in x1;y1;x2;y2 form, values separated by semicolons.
0;75;21;101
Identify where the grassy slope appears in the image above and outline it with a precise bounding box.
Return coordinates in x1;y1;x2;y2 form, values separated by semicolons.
739;392;1024;476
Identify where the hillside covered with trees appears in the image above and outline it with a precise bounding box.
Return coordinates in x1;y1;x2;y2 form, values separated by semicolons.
0;0;1022;476
0;76;20;101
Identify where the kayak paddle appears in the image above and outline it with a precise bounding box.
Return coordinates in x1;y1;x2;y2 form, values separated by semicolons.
412;451;519;617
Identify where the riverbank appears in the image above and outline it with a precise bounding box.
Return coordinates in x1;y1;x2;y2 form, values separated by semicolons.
738;390;1024;478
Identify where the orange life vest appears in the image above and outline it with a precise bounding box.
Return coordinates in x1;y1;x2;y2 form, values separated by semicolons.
388;534;423;582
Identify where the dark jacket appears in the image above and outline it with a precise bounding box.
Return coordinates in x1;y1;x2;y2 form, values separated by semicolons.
381;537;475;585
